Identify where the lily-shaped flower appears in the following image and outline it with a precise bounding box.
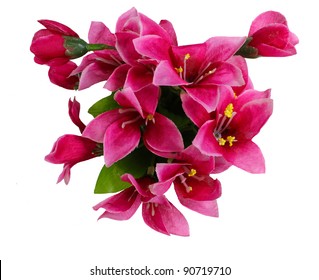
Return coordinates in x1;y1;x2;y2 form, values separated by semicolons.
134;35;246;112
83;85;184;167
45;98;101;184
193;88;273;173
93;173;190;236
150;145;221;216
104;7;178;93
71;21;123;90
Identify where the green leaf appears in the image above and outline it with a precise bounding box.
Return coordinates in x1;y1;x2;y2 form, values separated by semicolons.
88;93;120;117
94;147;153;194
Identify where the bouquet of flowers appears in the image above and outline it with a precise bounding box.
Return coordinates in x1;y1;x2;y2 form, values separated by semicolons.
30;8;298;236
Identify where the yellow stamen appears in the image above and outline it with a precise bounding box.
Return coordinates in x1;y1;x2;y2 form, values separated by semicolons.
146;114;154;121
184;53;191;60
175;66;183;73
233;91;238;99
188;168;197;177
186;186;193;193
218;137;226;146
226;136;236;147
224;103;234;118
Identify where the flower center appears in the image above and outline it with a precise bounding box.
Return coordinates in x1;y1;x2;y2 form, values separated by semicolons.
214;103;237;147
175;53;190;81
145;114;155;125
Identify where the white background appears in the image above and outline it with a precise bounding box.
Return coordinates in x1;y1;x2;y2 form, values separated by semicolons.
1;0;318;279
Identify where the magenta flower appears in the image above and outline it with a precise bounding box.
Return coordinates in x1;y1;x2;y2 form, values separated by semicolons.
94;173;189;236
104;7;178;92
193;89;273;173
45;134;100;184
45;97;100;184
71;21;123;90
30;20;87;66
151;145;221;216
134;36;246;112
83;85;184;167
247;11;299;57
48;61;79;90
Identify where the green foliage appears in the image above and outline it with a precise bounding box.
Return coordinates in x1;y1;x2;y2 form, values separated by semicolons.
94;147;153;194
88;93;120;117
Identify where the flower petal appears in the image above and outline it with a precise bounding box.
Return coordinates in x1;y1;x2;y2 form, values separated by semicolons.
103;118;141;167
143;113;184;153
142;198;189;236
192;120;222;156
153;60;189;86
82;109;121;143
222;140;265;173
93;186;141;220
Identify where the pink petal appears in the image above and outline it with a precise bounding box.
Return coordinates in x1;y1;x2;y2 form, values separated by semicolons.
179;145;215;174
45;134;97;164
115;32;140;65
38;19;79;37
114;88;143;116
103;118;141;167
184;85;220;112
201;61;244;87
222;140;265;173
159;20;178;46
115;7;139;32
88;21;115;45
192;120;223;156
233;98;273;140
204;36;246;63
82;109;122;143
104;64;131;91
153;60;189;86
134;84;160;116
68;97;86;133
94;187;142;220
181;93;210;127
78;61;113;90
156;163;185;182
175;176;221;216
142;198;189;236
143;113;184;153
133;35;171;61
124;65;154;91
249;11;288;35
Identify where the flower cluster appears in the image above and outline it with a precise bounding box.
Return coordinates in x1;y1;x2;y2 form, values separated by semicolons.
30;8;298;236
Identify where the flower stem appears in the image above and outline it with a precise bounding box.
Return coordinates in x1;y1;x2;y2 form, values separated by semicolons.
86;43;116;51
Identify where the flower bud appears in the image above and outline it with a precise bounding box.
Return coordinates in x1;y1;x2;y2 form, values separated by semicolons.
247;11;299;57
30;19;88;66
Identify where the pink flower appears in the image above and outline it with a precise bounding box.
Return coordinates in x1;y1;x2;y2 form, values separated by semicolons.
83;86;184;167
151;145;221;216
104;7;178;92
45;97;101;184
135;36;246;112
71;21;123;90
94;174;190;236
30;20;88;66
45;134;100;184
247;11;299;57
193;89;273;173
48;61;79;90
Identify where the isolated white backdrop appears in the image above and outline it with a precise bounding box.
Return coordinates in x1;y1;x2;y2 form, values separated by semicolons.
1;0;318;279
